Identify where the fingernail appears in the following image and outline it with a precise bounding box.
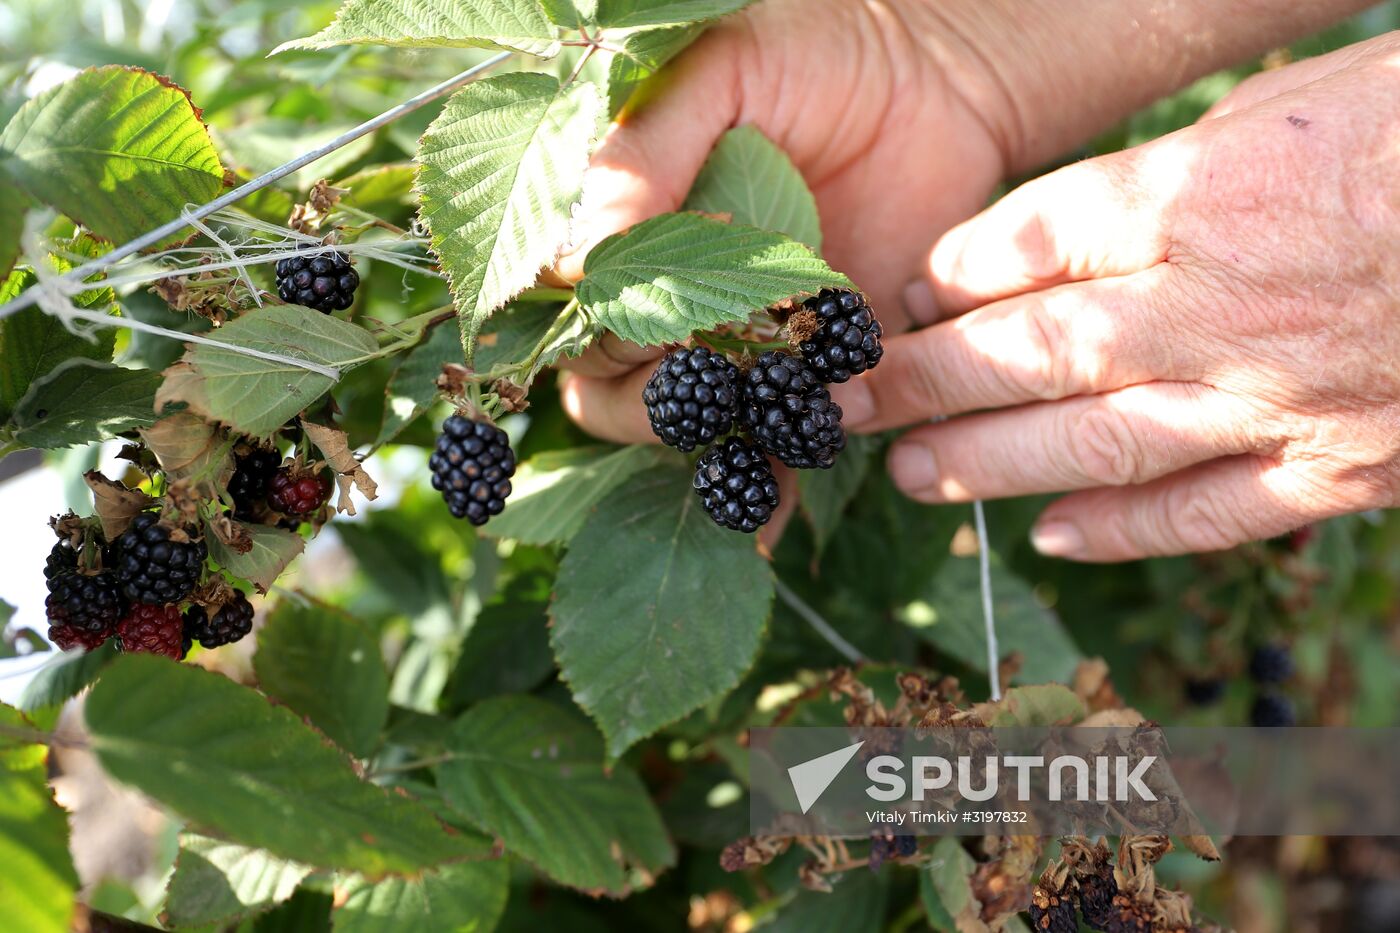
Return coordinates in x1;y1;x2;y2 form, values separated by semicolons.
889;441;940;493
1031;521;1086;558
832;378;875;428
903;280;939;325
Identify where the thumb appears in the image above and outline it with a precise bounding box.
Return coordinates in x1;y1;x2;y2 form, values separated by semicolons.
556;33;742;282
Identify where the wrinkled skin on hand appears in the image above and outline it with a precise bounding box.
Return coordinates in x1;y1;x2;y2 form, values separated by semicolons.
840;34;1400;560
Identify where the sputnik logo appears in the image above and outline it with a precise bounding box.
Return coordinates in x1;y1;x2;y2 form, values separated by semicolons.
787;740;864;814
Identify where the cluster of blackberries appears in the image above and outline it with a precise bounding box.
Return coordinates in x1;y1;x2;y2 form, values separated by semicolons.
228;444;332;525
1248;643;1296;727
274;245;360;313
643;288;883;533
43;515;256;658
430;415;517;526
866;832;918;871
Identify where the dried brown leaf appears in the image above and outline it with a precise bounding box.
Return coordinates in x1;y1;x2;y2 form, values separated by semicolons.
83;471;155;539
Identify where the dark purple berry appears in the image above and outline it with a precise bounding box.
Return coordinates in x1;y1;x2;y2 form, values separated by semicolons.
795;287;883;383
694;438;780;533
274;245;359;313
738;350;845;469
642;347;739;451
430;416;516;526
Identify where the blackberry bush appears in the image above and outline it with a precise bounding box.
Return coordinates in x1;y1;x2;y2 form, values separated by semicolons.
642;347;739;451
693;438;780;533
738;350;846;469
116;603;186;659
274;245;360;312
1248;643;1294;684
793;287;883;383
114;513;207;605
429;415;516;525
228;445;282;519
184;592;256;648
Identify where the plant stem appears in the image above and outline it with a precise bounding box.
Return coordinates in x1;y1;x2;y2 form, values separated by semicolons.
369;753;457;776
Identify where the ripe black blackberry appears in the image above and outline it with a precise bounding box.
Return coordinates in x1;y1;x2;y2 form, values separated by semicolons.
228;446;282;519
1029;886;1078;933
184;592;255;648
793;287;883;383
45;570;124;646
738;350;845;469
44;541;77;580
275;245;359;312
1250;691;1296;727
1248;643;1294;684
642;347;739;451
117;603;186;659
693;438;780;534
114;513;207;605
1184;676;1226;707
430;415;516;525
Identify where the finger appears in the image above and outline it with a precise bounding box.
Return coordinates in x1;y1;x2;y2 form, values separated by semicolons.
833;266;1204;432
556;33;742;282
886;382;1271;502
921;149;1174;318
1201;46;1363;121
1027;455;1324;562
556;333;666;379
558;367;657;445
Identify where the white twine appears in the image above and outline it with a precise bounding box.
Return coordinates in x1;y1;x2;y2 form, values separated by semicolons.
973;499;1001;701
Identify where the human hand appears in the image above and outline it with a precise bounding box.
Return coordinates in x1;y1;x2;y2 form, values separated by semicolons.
836;34;1400;561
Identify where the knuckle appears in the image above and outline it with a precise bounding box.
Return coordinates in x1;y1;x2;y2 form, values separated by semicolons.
898;337;958;416
1159;480;1242;554
1066;408;1148;487
1015;301;1076;400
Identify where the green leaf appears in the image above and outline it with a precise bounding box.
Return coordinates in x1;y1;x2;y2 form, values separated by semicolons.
206;523;305;595
922;837;980;933
0;269;116;424
436;695;675;895
488;444;674;544
158;304;379;438
798;433;874;551
254;599;389;757
417;74;603;355
274;0;560;57
683;125;822;251
594;0;755;28
334;859;508;933
769;871;889;933
18;640;119;711
10;360;164;449
0;66;224;245
606;24;701;117
979;684;1085;727
447;598;554;708
551;464;773;760
0;706;78;933
0;176;26;278
576;213;849;345
375;323;459;446
85;655;478;877
336;163;419;215
905;554;1082;686
163;835;311;928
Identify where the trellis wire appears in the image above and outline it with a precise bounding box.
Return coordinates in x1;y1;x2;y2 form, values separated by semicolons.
974;499;1001;701
0;50;512;324
774;578;865;664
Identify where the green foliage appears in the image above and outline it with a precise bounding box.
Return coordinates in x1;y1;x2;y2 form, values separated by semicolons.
606;24;702;117
0;706;78;933
0;66;224;244
376;323;460;446
436;695;675;895
417;74;602;354
275;0;562;57
163;835;311;928
18;641;120;712
204;523;305;594
10;359;164;449
684;125;823;251
335;859;509;933
85;656;483;877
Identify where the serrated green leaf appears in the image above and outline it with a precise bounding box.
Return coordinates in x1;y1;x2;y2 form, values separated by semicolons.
334;859;508;933
447;599;554;708
436;695;675;895
159;304;378;438
206;523;305;595
684;125;822;250
417;75;602;356
907;554;1082;686
798;433;874;551
488;444;673;544
0;66;224;245
923;837;981;933
980;684;1085;727
594;0;755;28
606;24;700;117
254;599;389;757
376;323;460;446
10;360;164;449
0;176;26;278
769;871;888;933
335;163;419;215
274;0;560;56
85;655;482;877
164;835;311;928
551;464;772;760
576;213;849;345
0;267;116;424
18;641;119;711
0;705;77;933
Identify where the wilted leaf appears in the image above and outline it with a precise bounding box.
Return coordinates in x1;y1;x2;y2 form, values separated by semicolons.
83;471;156;540
303;421;377;515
